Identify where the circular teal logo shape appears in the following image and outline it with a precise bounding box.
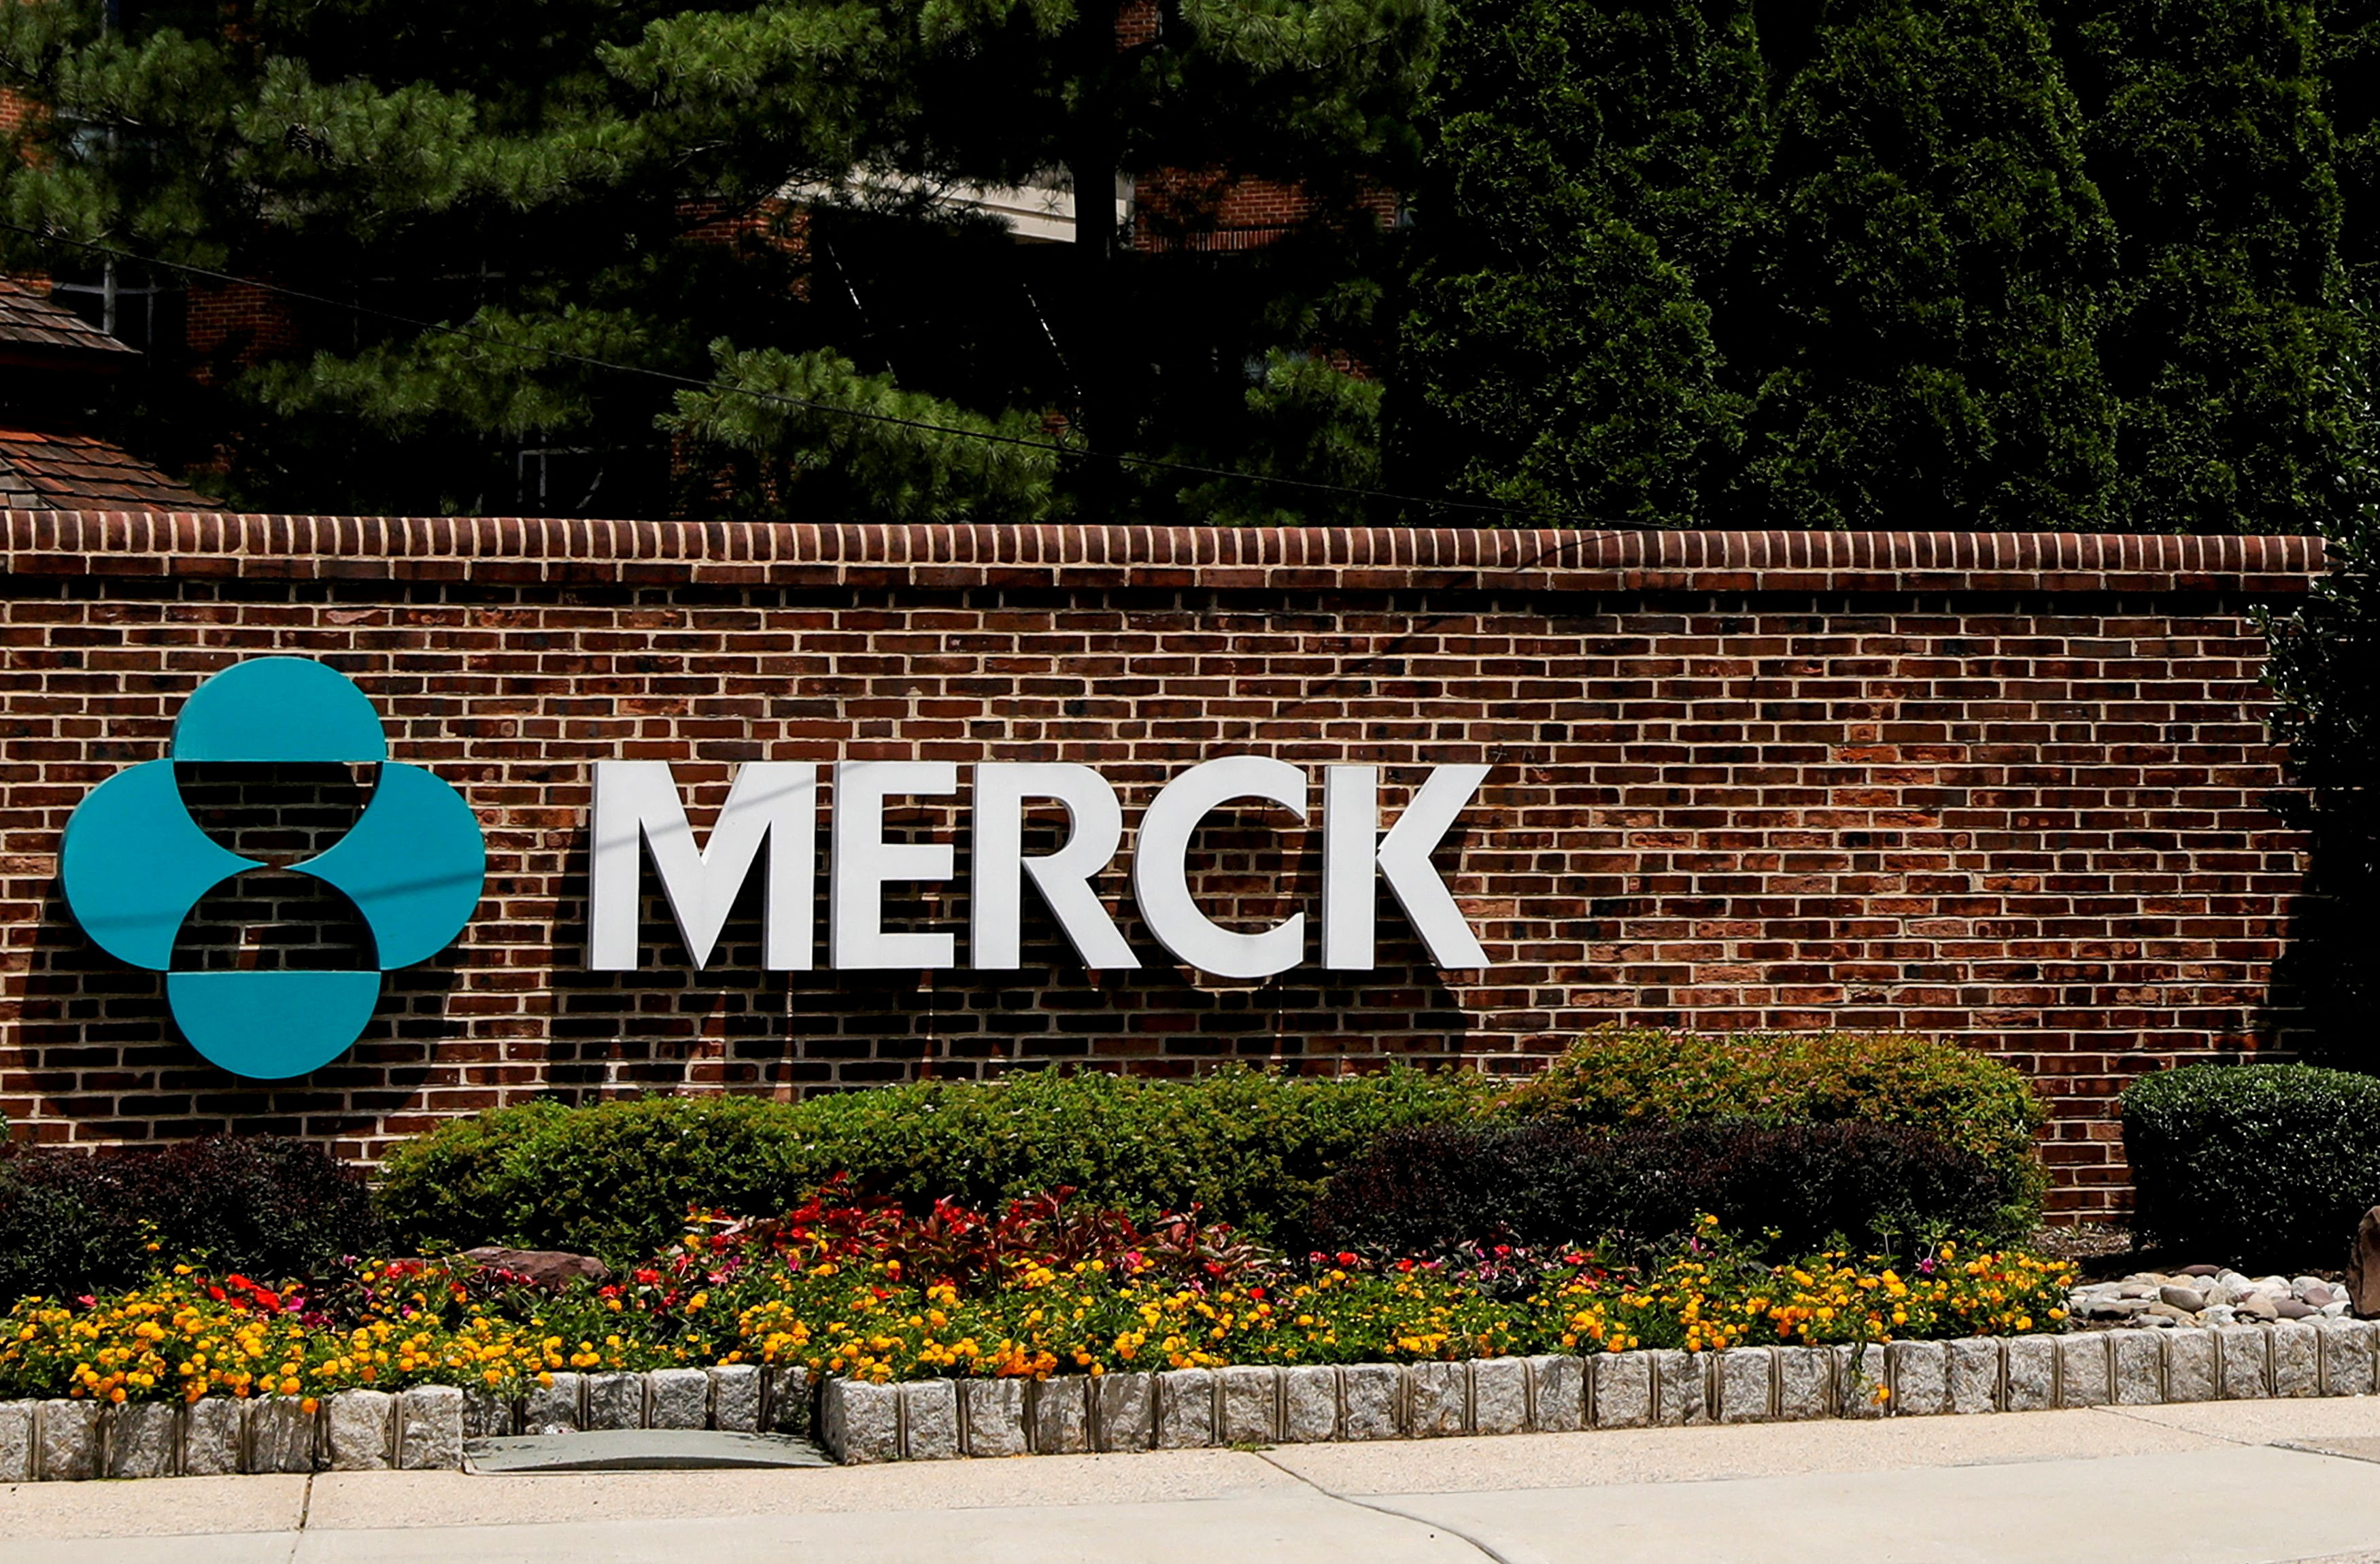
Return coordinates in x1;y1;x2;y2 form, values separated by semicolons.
59;658;485;1079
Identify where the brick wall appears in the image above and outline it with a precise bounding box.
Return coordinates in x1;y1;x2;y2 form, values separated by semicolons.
0;515;2328;1218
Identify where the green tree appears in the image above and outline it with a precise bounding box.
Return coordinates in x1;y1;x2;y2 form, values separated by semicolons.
1395;0;1762;526
0;0;1433;521
1733;0;2119;532
2048;0;2356;533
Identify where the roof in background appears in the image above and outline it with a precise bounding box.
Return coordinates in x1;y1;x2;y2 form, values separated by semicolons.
0;277;140;368
0;425;209;511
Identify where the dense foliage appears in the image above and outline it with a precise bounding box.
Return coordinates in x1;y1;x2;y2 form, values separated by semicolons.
1497;1025;2046;1222
0;1137;381;1306
374;1067;1493;1263
1308;1119;2022;1259
0;1191;2075;1404
2123;1062;2380;1263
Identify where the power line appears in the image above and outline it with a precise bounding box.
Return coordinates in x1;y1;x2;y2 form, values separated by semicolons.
3;221;1642;529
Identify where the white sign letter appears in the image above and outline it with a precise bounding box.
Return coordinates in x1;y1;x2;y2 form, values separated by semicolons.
831;760;959;969
1132;755;1306;979
1321;764;1492;970
970;764;1139;970
588;761;817;971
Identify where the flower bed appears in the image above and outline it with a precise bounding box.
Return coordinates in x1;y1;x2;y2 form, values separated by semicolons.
0;1189;2074;1408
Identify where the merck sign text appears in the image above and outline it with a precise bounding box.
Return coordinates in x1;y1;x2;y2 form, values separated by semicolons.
588;757;1493;979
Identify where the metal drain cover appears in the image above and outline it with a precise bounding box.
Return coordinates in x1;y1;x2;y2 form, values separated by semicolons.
464;1430;832;1472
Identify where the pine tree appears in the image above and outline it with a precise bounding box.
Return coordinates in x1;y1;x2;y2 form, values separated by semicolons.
1395;0;1763;526
1732;0;2119;532
2048;0;2356;534
0;0;1433;520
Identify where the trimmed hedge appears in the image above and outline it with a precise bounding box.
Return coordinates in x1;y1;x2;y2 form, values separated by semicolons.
1308;1119;2020;1258
1499;1026;2047;1228
0;1136;381;1304
2124;1064;2380;1265
375;1066;1493;1264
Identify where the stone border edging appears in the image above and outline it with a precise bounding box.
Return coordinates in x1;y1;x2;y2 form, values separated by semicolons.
0;513;2326;596
7;1321;2371;1478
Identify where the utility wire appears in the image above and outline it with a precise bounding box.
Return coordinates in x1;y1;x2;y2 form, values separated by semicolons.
3;221;1645;530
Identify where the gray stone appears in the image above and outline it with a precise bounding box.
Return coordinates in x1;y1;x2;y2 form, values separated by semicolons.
2159;1285;2206;1311
327;1389;395;1472
460;1247;610;1289
2350;1207;2380;1316
1948;1339;2001;1414
1718;1348;1773;1423
1408;1361;1468;1438
1153;1370;1213;1450
2005;1336;2056;1413
1652;1350;1709;1426
398;1385;465;1471
709;1365;762;1433
1092;1374;1155;1452
2220;1325;2272;1399
1778;1348;1831;1421
462;1389;513;1439
2058;1335;2111;1408
184;1397;242;1478
2279;1300;2319;1321
522;1373;583;1435
0;1401;31;1483
2305;1283;2339;1309
899;1380;960;1461
820;1378;898;1464
1217;1365;1277;1445
583;1372;644;1431
1282;1365;1338;1443
649;1368;711;1430
1472;1358;1527;1436
2274;1319;2320;1397
2111;1330;2164;1406
102;1401;176;1480
37;1399;100;1481
1888;1340;1950;1416
246;1397;316;1474
962;1378;1028;1459
1595;1352;1654;1428
2322;1319;2379;1397
2166;1329;2217;1403
1342;1364;1400;1440
764;1367;810;1435
2239;1297;2281;1323
2203;1304;2239;1327
1527;1355;1585;1433
1835;1344;1888;1418
1032;1377;1091;1455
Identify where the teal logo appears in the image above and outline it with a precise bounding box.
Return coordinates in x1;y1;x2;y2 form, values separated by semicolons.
59;658;484;1080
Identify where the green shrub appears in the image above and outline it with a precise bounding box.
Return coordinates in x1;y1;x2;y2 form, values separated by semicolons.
1310;1119;2024;1258
1497;1026;2047;1227
375;1066;1493;1264
2124;1064;2380;1265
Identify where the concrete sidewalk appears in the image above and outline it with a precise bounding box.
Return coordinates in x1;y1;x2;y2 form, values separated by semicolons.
12;1399;2380;1563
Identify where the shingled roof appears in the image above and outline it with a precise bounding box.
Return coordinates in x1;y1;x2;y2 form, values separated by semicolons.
0;425;209;511
0;278;140;371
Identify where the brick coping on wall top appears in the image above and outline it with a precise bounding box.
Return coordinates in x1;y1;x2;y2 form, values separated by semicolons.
7;1321;2379;1478
0;512;2328;595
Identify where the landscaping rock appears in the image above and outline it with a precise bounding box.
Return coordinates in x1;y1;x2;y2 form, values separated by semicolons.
328;1390;395;1471
900;1380;959;1461
1779;1348;1832;1421
522;1373;583;1435
398;1385;465;1470
1218;1365;1278;1445
2111;1330;2162;1406
185;1397;243;1477
1835;1344;1888;1418
1594;1353;1652;1429
2220;1325;2272;1399
2167;1329;2217;1402
584;1372;643;1431
1650;1349;1707;1426
1093;1373;1156;1451
1528;1355;1585;1432
37;1399;100;1481
1472;1358;1527;1437
1034;1377;1091;1454
2005;1337;2056;1412
648;1368;709;1430
964;1378;1028;1458
2275;1320;2320;1397
463;1388;513;1439
1282;1365;1339;1443
709;1365;762;1433
1888;1341;1950;1416
1718;1348;1772;1423
1408;1361;1467;1438
1153;1370;1213;1449
461;1247;611;1290
102;1401;175;1480
2324;1319;2379;1398
2160;1286;2206;1311
0;1401;31;1484
248;1397;316;1474
764;1367;810;1435
822;1378;898;1463
1948;1339;2001;1414
2181;1263;2221;1277
1342;1363;1400;1440
2057;1336;2109;1408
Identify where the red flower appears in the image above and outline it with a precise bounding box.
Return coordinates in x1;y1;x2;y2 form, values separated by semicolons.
634;1268;661;1285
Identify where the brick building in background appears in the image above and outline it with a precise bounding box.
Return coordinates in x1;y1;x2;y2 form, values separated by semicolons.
0;281;207;511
